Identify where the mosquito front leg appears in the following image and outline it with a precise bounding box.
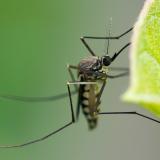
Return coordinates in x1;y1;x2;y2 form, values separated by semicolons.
111;42;131;62
82;27;133;40
80;37;96;56
81;27;133;56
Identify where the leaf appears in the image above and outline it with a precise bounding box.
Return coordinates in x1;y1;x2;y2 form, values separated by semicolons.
122;0;160;117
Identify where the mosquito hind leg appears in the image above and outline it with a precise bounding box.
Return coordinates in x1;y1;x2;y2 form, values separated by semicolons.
0;84;76;148
99;111;160;124
0;121;74;148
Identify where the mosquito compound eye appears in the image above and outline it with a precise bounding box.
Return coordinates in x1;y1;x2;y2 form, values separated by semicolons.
102;56;112;66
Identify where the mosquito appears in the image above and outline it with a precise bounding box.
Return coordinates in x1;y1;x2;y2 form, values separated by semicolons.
0;26;160;149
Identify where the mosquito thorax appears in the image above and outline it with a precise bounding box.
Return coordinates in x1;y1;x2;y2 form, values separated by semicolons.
101;55;112;66
78;56;101;72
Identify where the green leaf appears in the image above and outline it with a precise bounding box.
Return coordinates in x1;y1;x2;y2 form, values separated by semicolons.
122;0;160;117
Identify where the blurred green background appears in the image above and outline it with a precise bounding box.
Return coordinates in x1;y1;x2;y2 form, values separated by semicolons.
0;0;160;160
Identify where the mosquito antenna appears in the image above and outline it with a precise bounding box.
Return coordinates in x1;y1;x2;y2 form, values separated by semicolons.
104;17;112;55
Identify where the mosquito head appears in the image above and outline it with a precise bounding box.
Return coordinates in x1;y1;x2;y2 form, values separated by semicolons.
101;55;112;66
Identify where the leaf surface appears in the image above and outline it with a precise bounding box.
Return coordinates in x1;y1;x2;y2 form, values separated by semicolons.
123;0;160;117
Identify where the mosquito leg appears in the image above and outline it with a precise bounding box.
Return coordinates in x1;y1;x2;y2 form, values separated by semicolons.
67;64;79;92
82;27;133;40
106;71;129;79
76;96;81;121
99;111;160;124
111;43;131;62
107;67;129;79
0;121;73;148
108;67;129;72
0;91;77;102
0;122;74;148
96;80;106;107
67;81;80;121
81;27;133;56
0;64;78;103
80;37;96;56
0;85;77;148
67;82;76;122
67;81;98;121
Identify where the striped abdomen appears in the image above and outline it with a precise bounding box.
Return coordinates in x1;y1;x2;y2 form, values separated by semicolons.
79;83;100;130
